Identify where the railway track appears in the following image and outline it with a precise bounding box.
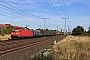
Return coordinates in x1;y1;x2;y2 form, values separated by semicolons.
0;35;67;59
0;37;53;50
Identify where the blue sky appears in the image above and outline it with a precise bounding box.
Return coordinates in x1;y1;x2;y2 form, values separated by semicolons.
0;0;90;31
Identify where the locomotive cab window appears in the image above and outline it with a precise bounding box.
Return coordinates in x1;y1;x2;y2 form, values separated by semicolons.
12;30;18;32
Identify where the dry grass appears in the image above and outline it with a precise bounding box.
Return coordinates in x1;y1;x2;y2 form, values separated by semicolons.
52;35;90;60
0;34;11;41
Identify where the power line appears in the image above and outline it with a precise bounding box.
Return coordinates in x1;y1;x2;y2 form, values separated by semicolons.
0;14;42;27
62;0;69;18
0;8;42;26
8;0;42;19
0;2;27;16
57;0;66;17
44;0;61;17
48;0;61;16
7;0;43;22
44;0;62;26
0;0;34;17
0;0;44;23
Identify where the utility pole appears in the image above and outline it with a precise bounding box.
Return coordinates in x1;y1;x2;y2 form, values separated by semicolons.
68;25;72;35
55;25;59;32
62;18;69;33
41;18;49;37
68;25;71;32
55;25;61;35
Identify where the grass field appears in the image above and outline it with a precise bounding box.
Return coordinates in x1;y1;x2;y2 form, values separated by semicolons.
52;35;90;60
0;34;11;41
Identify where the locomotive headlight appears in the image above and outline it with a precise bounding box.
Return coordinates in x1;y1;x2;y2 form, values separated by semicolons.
16;33;18;34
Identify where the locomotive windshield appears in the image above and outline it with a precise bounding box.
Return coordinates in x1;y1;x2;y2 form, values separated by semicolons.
12;30;18;32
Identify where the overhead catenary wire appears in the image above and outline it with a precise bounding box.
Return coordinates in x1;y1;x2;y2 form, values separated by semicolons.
45;0;61;17
0;14;42;27
0;6;30;19
1;0;28;16
57;0;66;17
44;0;68;30
0;1;45;30
44;0;63;27
0;12;40;26
45;0;67;25
45;0;69;19
0;0;68;29
62;0;69;18
7;0;44;23
0;3;27;16
0;7;43;27
0;0;48;29
48;0;61;16
0;0;44;23
0;1;29;17
8;0;42;19
0;0;35;17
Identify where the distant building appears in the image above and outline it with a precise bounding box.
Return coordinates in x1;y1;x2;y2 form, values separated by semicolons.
0;24;23;30
0;24;11;28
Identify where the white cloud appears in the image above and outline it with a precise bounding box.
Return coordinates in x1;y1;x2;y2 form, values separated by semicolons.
26;0;33;3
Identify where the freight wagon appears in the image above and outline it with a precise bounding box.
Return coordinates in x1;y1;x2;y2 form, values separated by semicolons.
33;30;41;37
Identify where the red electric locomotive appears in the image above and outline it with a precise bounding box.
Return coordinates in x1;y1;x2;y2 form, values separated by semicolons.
11;29;34;39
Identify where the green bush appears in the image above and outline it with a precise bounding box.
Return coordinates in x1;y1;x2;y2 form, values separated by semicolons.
72;26;85;35
0;26;12;35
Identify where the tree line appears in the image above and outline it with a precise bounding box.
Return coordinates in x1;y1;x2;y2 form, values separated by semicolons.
72;26;90;36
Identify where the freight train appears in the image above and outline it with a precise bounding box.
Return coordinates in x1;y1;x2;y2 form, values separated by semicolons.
11;27;56;39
